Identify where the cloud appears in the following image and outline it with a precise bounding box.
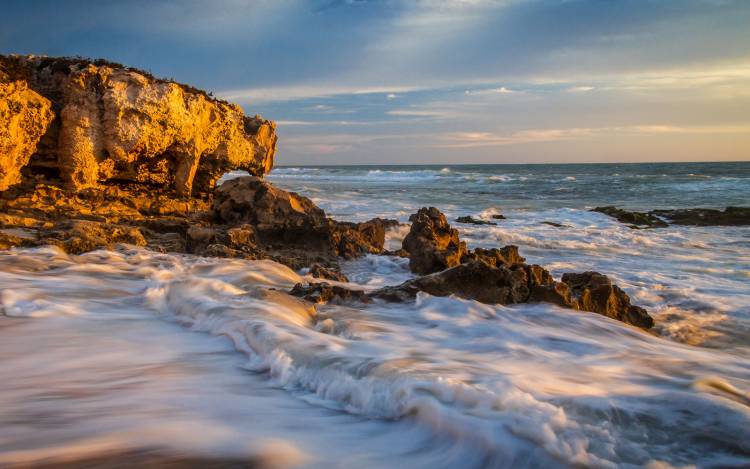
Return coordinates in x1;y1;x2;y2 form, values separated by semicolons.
435;124;750;148
386;109;449;117
464;86;517;96
566;86;595;92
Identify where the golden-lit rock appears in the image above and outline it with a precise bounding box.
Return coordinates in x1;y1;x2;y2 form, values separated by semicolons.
0;55;276;196
0;74;54;191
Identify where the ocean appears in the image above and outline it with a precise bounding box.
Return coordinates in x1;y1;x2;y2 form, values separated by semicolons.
1;162;748;468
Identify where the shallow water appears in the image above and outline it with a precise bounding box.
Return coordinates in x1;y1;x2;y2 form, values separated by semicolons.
1;163;749;468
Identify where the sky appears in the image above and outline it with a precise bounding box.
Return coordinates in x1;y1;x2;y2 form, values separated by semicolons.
2;0;749;165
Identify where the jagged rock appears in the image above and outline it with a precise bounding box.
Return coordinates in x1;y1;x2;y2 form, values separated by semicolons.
651;207;750;226
526;264;574;308
308;263;349;282
592;206;669;228
389;207;654;328
213;176;390;260
213;176;326;228
374;261;529;305
0;55;276;196
455;216;497;226
402;207;467;274
381;248;409;258
226;224;258;250
461;246;525;267
561;272;654;328
289;282;370;305
43;219;147;254
0;73;55;191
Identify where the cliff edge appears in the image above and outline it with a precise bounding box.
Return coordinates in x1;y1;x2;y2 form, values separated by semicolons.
0;55;276;195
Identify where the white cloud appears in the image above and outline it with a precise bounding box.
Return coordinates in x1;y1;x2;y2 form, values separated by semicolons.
464;86;516;95
434;123;750;148
566;86;595;92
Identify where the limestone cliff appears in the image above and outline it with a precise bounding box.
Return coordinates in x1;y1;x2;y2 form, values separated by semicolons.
0;55;276;196
0;71;54;191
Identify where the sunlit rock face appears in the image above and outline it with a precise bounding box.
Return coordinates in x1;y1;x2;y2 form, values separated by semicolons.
0;73;54;191
0;55;276;196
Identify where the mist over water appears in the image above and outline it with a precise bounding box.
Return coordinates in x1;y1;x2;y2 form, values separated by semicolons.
1;163;749;468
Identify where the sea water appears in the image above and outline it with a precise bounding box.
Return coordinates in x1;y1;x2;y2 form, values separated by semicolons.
0;163;748;468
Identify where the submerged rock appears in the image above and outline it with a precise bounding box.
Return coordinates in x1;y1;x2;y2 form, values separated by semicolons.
402;207;467;274
455;216;497;226
592;206;668;228
594;205;750;227
0;55;276;196
289;282;370;305
651;207;750;226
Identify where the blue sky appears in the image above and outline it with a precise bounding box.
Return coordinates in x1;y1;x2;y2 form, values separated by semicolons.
2;0;749;164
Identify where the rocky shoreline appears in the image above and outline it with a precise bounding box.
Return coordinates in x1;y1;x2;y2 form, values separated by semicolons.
1;55;655;330
593;205;750;228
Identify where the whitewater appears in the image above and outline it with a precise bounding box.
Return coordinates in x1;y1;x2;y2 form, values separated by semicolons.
1;163;748;468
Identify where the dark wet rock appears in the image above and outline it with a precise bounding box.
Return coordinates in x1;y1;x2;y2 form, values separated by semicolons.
212;176;387;261
308;263;349;282
455;216;497;226
373;261;530;305
561;272;654;328
592;206;668;228
402;207;467;275
330;217;395;259
491;214;506;220
213;176;326;228
594;205;750;228
461;246;525;267
381;207;654;328
289;282;370;305
525;264;575;308
542;221;568;228
651;207;750;226
381;248;409;258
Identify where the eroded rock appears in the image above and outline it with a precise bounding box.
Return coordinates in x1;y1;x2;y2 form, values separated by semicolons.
374;261;530;305
402;207;467;274
561;272;654;329
0;73;55;191
0;55;276;196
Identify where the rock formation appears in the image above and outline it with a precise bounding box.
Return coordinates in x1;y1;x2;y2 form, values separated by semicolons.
1;55;654;330
592;206;668;228
561;272;653;329
379;207;652;328
455;216;497;226
0;71;54;191
650;207;750;226
402;207;467;274
213;176;396;267
0;55;276;196
593;206;750;227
